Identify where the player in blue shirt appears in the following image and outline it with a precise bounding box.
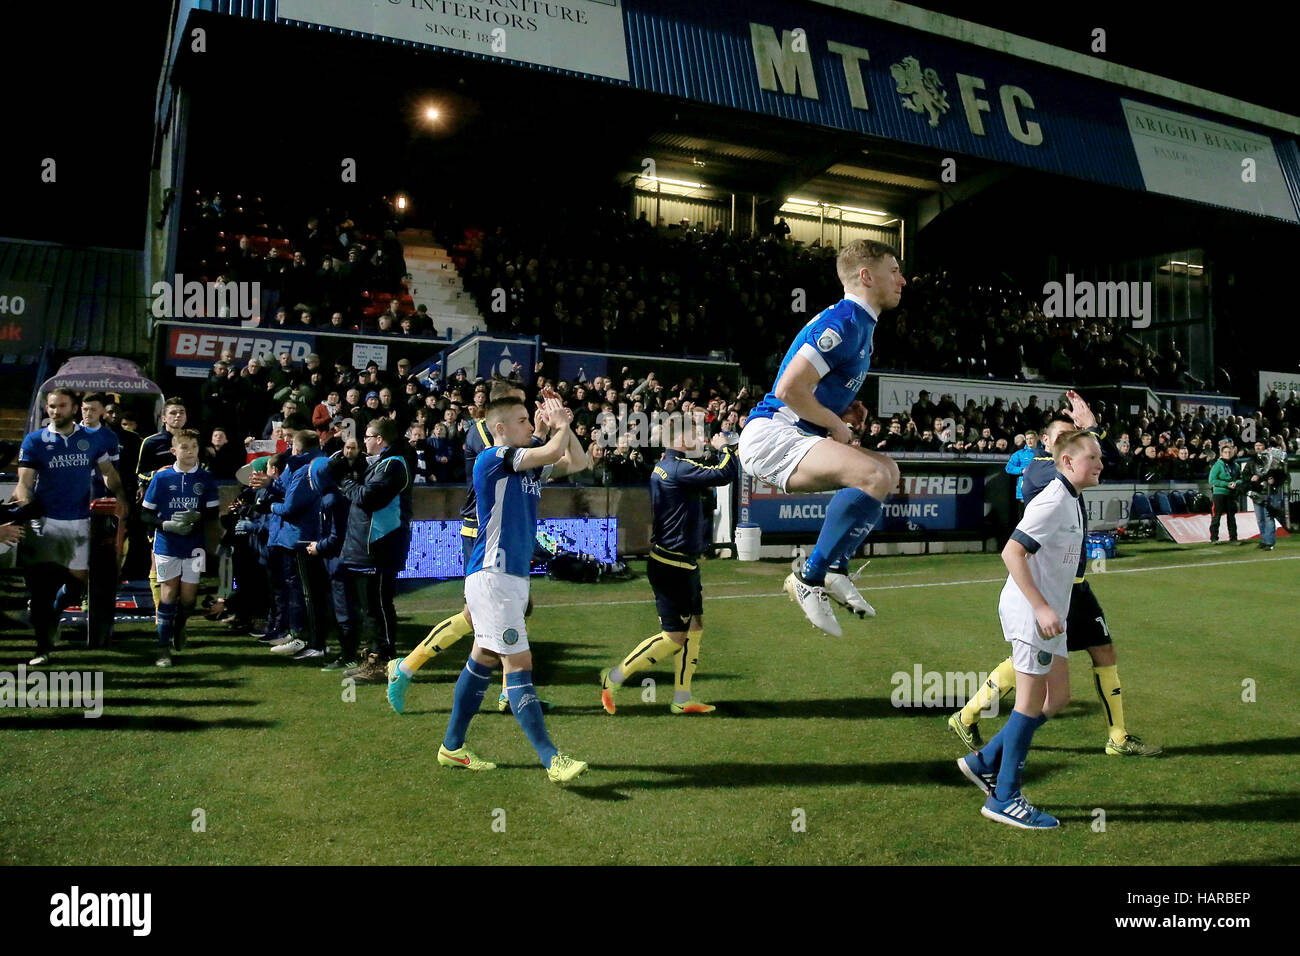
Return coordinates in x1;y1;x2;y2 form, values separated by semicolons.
14;387;127;666
739;240;905;636
141;429;220;667
137;397;190;619
81;393;122;501
437;392;592;783
386;380;548;714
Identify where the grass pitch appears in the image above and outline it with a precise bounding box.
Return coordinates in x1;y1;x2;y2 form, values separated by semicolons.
1;539;1297;865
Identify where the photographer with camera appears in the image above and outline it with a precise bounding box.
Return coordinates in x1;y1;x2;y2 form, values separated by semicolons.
1242;439;1287;550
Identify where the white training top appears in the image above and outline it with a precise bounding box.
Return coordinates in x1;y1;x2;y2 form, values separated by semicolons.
999;472;1085;646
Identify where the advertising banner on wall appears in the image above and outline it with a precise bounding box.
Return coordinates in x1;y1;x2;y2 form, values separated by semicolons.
1161;392;1237;419
0;280;49;357
1259;369;1300;403
165;325;317;378
278;0;631;81
740;466;990;535
444;334;538;383
1158;512;1288;544
1121;99;1299;223
875;373;1068;419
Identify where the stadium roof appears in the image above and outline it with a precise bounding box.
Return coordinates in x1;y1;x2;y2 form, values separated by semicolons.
170;1;1300;228
0;238;148;360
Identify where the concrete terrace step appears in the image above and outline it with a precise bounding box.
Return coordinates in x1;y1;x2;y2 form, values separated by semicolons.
0;408;26;443
398;229;484;332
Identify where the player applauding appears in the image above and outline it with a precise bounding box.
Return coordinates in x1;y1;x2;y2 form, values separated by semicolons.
739;240;903;635
436;393;591;783
600;410;739;715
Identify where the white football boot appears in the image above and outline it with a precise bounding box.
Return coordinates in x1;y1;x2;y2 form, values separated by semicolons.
783;572;843;637
823;572;876;618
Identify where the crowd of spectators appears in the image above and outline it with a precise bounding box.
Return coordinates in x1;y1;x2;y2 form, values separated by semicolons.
189;350;751;487
178;190;453;338
163;194;1294;488
454;206;1191;389
177;194;1200;396
861;387;1298;481
183;335;1300;493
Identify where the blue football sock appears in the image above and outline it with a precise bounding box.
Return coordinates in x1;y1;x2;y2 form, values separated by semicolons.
156;601;177;648
827;519;876;573
1013;714;1049;792
801;489;884;585
973;725;1006;774
995;710;1040;801
442;658;493;751
506;670;558;768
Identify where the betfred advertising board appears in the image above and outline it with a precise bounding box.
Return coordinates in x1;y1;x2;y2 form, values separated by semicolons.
740;470;986;534
165;325;316;378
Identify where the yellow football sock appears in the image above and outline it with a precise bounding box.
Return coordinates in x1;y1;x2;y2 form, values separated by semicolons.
960;657;1016;725
611;632;682;685
404;611;473;674
1093;665;1126;743
674;630;701;702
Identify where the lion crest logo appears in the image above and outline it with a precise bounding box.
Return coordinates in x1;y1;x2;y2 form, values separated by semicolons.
890;56;950;129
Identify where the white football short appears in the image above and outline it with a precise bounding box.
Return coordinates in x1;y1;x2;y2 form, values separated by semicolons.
999;592;1068;671
1009;638;1067;676
21;517;90;571
155;551;204;585
464;570;530;656
738;416;825;493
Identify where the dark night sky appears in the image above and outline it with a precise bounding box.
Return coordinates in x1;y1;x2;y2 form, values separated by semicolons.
0;1;1294;250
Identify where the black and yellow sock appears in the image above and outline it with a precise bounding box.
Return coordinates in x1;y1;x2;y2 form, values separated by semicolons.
404;611;473;674
1093;665;1126;743
673;630;701;704
960;657;1016;726
609;632;682;686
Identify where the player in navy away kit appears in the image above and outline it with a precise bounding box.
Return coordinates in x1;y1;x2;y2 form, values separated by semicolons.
141;429;220;667
437;394;591;783
739;239;905;636
13;388;128;666
600;412;739;715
